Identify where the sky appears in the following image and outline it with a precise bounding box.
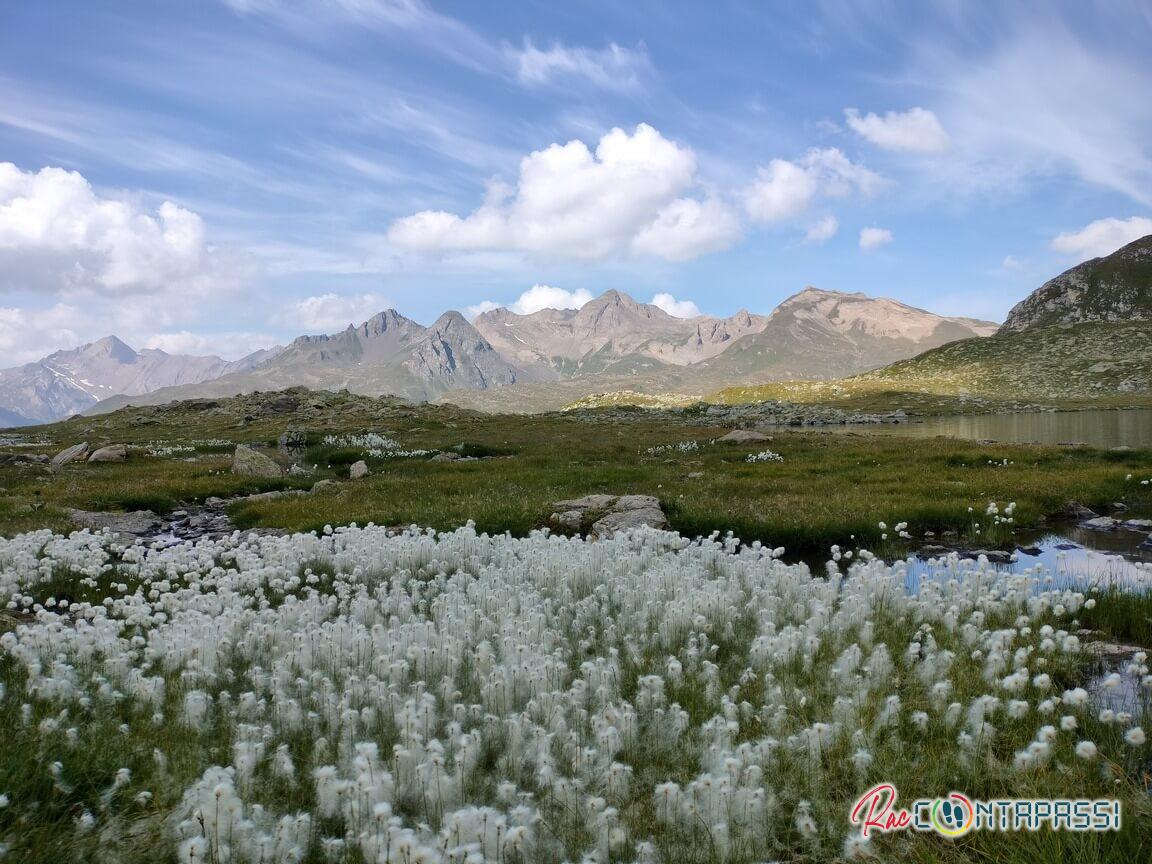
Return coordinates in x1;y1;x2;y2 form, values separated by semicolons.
1;0;1151;365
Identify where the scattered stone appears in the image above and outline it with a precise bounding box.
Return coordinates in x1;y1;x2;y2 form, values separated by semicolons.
969;549;1016;564
1081;516;1119;530
67;508;161;536
51;442;89;466
204;497;227;508
1111;502;1129;512
349;460;369;480
716;429;772;444
87;444;128;463
1052;501;1098;521
231;444;282;477
310;479;341;494
1122;519;1152;531
548;493;669;538
286;464;311;477
236;490;308;504
431;452;460;462
686;472;705;479
278;429;307;452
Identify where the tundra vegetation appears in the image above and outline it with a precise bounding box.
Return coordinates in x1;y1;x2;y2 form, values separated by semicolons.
0;391;1150;863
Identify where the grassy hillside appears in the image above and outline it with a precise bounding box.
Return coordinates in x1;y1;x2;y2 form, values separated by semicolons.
713;321;1152;408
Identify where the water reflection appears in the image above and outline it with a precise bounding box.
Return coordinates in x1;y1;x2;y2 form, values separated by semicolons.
827;408;1152;449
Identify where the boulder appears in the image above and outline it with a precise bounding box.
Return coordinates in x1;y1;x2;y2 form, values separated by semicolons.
1051;501;1098;521
67;508;160;536
231;445;282;477
1081;516;1119;530
591;506;669;537
717;429;772;444
310;479;341;495
88;444;128;463
349;460;369;480
51;442;89;466
278;429;307;452
236;490;308;504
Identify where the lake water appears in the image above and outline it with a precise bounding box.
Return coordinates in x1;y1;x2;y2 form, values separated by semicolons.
832;408;1152;449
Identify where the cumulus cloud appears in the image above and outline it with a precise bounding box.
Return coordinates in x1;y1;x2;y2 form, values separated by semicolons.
272;292;391;332
466;284;594;319
388;124;741;262
1049;216;1152;261
743;148;882;223
859;227;893;250
844;107;950;153
0;162;244;296
804;215;839;243
143;330;278;359
511;40;652;92
649;292;701;318
631;197;742;261
1002;255;1024;271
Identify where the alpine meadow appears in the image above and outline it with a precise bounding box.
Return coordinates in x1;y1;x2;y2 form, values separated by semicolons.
1;3;1152;863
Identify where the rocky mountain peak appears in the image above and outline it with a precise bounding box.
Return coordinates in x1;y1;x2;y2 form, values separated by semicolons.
999;233;1152;333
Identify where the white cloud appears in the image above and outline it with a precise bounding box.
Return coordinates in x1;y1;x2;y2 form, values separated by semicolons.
804;215;839;243
743;148;882;223
509;285;593;315
1049;216;1152;261
649;292;701;318
511;40;652;92
464;300;502;319
388;124;739;262
631;197;742;261
0;162;245;296
844;107;950;153
466;284;594;319
1002;254;1024;271
272;292;391;332
859;227;893;250
143;330;277;359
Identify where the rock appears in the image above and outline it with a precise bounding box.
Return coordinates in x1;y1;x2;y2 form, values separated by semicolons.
1052;501;1098;521
278;429;307;452
591;507;669;537
1121;519;1152;531
204;496;227;508
969;549;1016;564
236;490;308;504
349;460;369;480
310;479;341;494
286;464;311;477
1081;516;1119;530
717;429;771;444
431;452;459;462
231;444;282;477
615;494;662;511
1111;502;1129;512
51;442;89;466
67;508;161;536
551;510;584;531
87;444;128;463
553;494;617;512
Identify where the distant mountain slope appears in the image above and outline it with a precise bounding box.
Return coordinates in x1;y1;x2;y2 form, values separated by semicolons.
442;288;998;412
473;290;767;376
89;308;529;414
0;336;279;426
1000;234;1152;333
849;321;1152;399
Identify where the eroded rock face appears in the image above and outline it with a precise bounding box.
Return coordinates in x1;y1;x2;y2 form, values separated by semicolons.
51;442;90;466
231;444;282;477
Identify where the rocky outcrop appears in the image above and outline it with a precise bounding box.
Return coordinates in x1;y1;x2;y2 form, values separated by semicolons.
51;442;89;466
88;444;128;462
549;494;669;538
1000;234;1152;333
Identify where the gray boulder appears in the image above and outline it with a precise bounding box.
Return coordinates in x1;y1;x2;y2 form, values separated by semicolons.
717;429;771;444
51;442;90;466
310;479;341;495
1081;516;1119;530
231;444;282;477
548;493;669;537
591;506;669;537
68;508;160;536
88;444;128;463
349;460;369;480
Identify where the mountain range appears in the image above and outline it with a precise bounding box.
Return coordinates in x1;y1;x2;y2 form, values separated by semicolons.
6;288;995;422
3;234;1148;426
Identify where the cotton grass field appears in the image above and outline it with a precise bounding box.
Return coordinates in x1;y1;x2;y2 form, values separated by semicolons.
1;520;1151;863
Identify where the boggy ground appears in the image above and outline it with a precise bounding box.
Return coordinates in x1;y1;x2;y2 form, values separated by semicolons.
1;388;1150;555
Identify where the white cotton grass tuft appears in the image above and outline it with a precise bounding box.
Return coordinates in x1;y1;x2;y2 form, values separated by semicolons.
0;519;1147;861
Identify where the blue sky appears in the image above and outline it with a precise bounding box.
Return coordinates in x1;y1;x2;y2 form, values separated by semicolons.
1;0;1151;363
